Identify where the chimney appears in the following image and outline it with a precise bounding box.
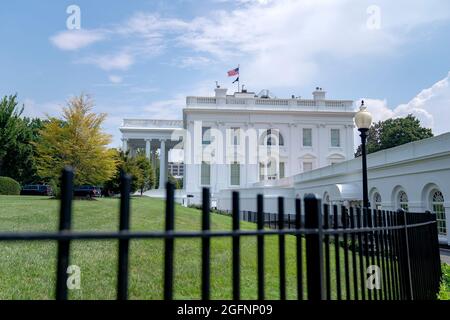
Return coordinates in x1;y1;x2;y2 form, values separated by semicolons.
215;87;227;98
312;87;326;101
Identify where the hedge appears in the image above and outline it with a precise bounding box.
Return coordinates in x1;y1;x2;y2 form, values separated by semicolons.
0;176;21;195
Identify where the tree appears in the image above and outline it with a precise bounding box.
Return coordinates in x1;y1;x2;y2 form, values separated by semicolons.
355;114;433;157
168;173;183;189
0;95;22;171
0;95;43;184
35;94;117;186
103;150;155;195
135;154;155;195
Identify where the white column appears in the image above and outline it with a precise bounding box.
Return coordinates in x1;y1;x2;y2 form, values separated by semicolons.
159;139;166;189
122;138;128;153
145;139;151;159
445;204;450;245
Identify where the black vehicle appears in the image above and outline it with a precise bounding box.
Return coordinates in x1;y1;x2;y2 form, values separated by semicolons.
74;185;102;198
21;185;53;196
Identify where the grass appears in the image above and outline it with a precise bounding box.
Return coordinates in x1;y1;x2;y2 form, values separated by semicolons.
438;264;450;300
1;195;442;300
0;195;355;300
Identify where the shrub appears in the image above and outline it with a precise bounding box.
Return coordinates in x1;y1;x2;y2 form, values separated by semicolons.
438;263;450;300
0;176;21;195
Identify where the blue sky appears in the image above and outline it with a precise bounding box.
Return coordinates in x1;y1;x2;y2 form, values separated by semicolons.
1;0;450;147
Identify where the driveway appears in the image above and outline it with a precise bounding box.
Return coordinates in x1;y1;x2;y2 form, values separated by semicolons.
441;248;450;265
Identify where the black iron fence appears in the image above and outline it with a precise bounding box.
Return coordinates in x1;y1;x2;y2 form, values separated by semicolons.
0;168;442;300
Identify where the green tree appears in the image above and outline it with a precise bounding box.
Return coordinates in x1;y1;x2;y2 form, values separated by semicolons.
355;114;433;157
35;94;117;187
135;154;155;195
103;150;155;195
168;173;183;189
0;95;43;184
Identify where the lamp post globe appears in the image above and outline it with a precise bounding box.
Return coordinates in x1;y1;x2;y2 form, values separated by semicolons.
355;100;373;130
355;100;372;209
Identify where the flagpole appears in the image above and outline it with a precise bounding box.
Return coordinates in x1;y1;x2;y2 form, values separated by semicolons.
238;64;240;92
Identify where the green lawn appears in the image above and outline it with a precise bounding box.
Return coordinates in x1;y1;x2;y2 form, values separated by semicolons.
0;195;374;299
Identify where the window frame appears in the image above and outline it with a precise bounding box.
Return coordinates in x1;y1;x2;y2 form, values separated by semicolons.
302;128;313;147
230;161;240;186
330;128;341;148
200;161;211;186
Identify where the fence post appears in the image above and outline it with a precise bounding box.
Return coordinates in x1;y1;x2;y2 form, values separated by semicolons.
202;188;211;300
117;171;131;300
56;167;74;300
257;194;265;300
232;191;240;300
164;182;175;300
398;209;413;300
304;194;324;300
426;210;442;299
278;197;286;300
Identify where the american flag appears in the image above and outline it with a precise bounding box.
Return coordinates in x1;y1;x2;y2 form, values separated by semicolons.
227;67;239;77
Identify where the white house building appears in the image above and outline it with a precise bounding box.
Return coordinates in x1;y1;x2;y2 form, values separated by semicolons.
120;86;449;245
217;133;450;245
120;86;356;201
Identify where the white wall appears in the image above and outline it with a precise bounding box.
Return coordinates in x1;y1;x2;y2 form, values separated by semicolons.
184;109;355;204
218;133;450;245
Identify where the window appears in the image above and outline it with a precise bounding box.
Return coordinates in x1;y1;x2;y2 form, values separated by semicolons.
279;162;285;179
431;190;447;236
259;160;278;181
230;162;240;186
259;162;265;181
202;127;211;145
231;127;240;146
331;129;340;147
323;192;330;205
303;162;313;172
201;161;210;185
373;192;382;210
303;128;312;147
398;191;409;212
260;129;284;146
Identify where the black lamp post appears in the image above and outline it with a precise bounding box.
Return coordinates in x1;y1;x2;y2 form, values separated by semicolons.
355;100;373;209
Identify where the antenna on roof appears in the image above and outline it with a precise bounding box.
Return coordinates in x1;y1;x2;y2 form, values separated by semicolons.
215;81;220;88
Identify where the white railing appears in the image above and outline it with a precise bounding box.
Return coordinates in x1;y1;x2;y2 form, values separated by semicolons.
325;100;353;107
297;100;316;107
226;98;246;105
122;119;183;128
186;96;353;110
255;99;289;106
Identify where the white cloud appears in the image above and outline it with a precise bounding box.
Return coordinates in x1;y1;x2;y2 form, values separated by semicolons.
357;72;450;145
106;0;450;88
108;75;123;84
21;99;62;119
79;52;134;71
50;30;105;51
176;56;212;69
50;0;450;81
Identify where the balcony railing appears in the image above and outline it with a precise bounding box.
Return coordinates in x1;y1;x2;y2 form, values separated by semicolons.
186;96;354;110
121;119;183;129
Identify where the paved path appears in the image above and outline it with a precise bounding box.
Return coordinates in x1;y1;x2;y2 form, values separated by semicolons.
441;248;450;265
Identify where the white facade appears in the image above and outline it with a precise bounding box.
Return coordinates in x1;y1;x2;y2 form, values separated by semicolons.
119;86;449;245
168;162;184;179
217;133;450;245
183;87;355;203
120;86;356;202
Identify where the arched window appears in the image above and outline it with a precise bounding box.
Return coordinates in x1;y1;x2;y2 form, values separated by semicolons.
398;191;409;212
260;129;284;146
323;192;330;205
431;190;446;236
259;158;278;181
373;192;382;210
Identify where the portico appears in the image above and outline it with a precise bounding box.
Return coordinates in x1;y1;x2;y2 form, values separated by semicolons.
119;119;183;189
